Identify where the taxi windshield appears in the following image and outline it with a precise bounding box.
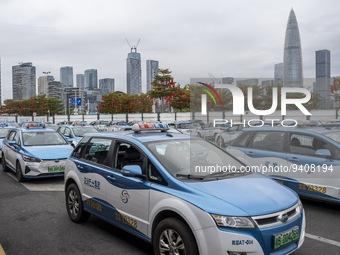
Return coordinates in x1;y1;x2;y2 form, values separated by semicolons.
324;131;340;144
0;129;10;138
146;139;245;180
23;132;68;146
72;127;98;137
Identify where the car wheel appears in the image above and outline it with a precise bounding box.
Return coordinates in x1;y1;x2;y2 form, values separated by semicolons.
66;183;90;223
16;161;25;182
153;217;198;255
2;154;9;172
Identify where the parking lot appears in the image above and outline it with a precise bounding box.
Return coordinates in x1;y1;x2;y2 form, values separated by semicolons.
0;168;339;255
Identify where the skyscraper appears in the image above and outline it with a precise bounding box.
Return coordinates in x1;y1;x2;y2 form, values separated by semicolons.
60;66;73;87
38;75;54;95
76;74;85;90
84;69;98;91
315;49;331;108
146;60;159;92
99;78;115;94
12;62;36;100
127;48;141;94
283;9;303;87
274;63;283;85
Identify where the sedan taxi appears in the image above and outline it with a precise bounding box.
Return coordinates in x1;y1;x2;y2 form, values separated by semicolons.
0;123;13;160
2;123;74;182
57;125;99;148
227;127;340;204
65;123;305;255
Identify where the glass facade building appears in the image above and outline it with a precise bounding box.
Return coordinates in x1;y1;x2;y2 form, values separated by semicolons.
283;9;303;88
99;78;115;94
76;74;85;90
84;69;98;91
60;66;73;88
127;50;141;94
146;60;159;92
315;49;331;108
274;63;283;85
12;62;36;100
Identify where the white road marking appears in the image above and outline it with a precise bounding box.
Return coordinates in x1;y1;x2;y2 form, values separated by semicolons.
305;233;340;247
6;173;64;191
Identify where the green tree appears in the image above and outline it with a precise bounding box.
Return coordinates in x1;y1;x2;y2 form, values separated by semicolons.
4;95;63;116
331;77;340;118
169;85;190;112
98;93;153;115
148;68;176;112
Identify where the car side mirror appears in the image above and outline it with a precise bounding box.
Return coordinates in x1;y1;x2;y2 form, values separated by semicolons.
8;140;16;146
122;165;142;177
315;149;331;157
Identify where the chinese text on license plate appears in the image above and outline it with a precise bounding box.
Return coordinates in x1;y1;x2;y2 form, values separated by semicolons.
48;166;65;172
274;227;299;249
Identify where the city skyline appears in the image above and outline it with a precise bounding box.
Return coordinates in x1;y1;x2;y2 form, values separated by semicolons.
0;0;340;103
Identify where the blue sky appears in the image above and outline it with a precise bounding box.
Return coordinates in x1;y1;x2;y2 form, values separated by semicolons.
0;0;339;102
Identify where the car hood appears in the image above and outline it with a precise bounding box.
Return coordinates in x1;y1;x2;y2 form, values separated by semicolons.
184;173;298;216
24;145;74;160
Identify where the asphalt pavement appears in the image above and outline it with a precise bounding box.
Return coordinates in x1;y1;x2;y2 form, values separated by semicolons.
0;168;339;255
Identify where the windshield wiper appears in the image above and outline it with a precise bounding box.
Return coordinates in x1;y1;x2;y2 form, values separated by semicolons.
204;170;248;179
176;174;204;180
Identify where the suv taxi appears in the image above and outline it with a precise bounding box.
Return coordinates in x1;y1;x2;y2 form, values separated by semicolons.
65;123;305;255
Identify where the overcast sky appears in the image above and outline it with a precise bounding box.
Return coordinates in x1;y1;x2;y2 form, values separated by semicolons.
0;0;339;102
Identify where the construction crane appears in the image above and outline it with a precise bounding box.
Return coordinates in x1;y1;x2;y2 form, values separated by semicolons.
126;38;140;53
208;73;221;84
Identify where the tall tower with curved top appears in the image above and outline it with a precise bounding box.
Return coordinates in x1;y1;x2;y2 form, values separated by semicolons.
283;9;303;87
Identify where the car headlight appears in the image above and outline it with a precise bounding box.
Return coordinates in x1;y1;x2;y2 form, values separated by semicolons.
211;214;256;229
297;199;303;214
22;155;41;162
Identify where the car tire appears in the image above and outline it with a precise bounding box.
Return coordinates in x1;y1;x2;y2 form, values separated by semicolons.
66;183;90;223
153;217;198;255
16;161;25;182
2;154;9;172
197;132;202;138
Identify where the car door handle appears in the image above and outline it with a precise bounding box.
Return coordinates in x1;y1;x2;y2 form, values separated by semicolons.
107;175;116;182
246;151;254;156
288;157;300;162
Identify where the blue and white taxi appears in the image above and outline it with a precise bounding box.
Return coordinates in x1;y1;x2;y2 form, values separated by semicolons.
0;123;13;160
227;127;340;204
65;123;305;255
2;123;74;182
57;125;99;148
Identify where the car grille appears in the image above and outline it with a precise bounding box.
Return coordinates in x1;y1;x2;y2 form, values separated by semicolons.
252;202;302;229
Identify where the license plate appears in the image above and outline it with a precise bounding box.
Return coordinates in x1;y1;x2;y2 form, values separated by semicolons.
48;166;65;172
274;227;299;249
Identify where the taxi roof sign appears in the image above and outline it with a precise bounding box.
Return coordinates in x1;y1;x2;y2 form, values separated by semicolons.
24;122;46;128
132;123;169;133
